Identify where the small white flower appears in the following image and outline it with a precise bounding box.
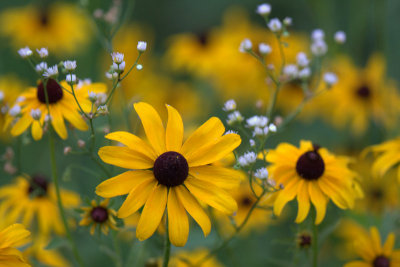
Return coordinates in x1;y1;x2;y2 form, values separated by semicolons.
111;52;124;64
311;40;328;56
30;109;42;120
137;41;147;52
223;99;237;111
96;93;107;105
35;62;48;73
239;38;252;53
256;3;271;16
268;18;282;32
66;74;76;83
296;52;309;67
323;72;338;87
249;139;256;147
43;65;58;78
112;62;118;71
268;123;277;132
88;91;97;102
36;48;48;58
237;156;248;167
118;61;126;71
243;152;257;164
298;67;311;79
63;60;77;71
18;47;32;58
311;29;325;41
227;111;244;125
0;91;4;102
283;17;292;26
112;72;119;79
258;43;272;55
283;64;298;79
254;168;269;179
246;115;269;128
9;105;21;117
16;96;25;103
97;105;108;115
105;72;113;80
253;126;269;136
334;31;346;44
136;64;143;70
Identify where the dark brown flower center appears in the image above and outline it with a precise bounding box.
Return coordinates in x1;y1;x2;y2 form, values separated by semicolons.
153;151;189;187
37;78;63;104
356;84;371;99
296;146;325;180
240;196;253;207
28;174;48;197
373;255;390;267
298;233;312;248
91;207;109;223
196;32;209;46
370;188;384;200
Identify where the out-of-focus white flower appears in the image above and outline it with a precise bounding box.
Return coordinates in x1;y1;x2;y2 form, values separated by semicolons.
18;47;32;58
30;109;42;120
35;62;48;73
238;151;257;167
253;126;269;136
249;139;256;147
311;29;325;41
118;61;125;71
97;105;108;115
105;72;113;80
334;31;346;44
239;38;252;53
137;41;147;52
227;111;244;125
96;93;107;105
283;17;292;26
88;91;97;102
63;60;77;71
112;72;119;79
268;18;282;32
136;64;143;70
16;96;25;103
254;168;269;179
246;115;269;128
223;99;237;111
36;48;48;58
298;67;311;79
311;40;328;56
66;74;76;83
111;52;124;63
283;64;298;79
296;52;309;67
9;105;21;117
323;72;338;87
43;65;58;78
259;43;272;55
256;3;271;16
268;124;277;132
0;91;4;102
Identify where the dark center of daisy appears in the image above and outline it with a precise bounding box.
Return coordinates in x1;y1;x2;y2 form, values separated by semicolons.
153;151;189;187
90;207;109;223
370;188;384;200
296;145;325;180
355;84;371;99
241;196;253;207
373;255;390;267
37;78;63;104
196;31;209;46
28;174;48;197
298;233;312;248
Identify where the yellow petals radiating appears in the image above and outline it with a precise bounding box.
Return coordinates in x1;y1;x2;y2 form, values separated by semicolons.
167;188;189;247
189;165;242;190
98;146;154;170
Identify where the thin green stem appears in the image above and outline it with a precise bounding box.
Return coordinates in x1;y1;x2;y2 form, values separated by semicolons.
162;217;171;267
312;212;319;267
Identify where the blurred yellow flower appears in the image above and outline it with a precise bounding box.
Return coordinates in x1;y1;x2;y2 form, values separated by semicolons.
0;3;91;54
0;224;31;267
170;248;224;267
79;199;118;235
24;236;69;267
0;175;80;235
96;102;242;246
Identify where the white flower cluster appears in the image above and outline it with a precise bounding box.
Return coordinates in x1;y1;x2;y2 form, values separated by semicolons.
238;151;257;167
88;91;107;106
244;115;277;137
310;29;328;56
223;99;237;111
18;47;33;58
43;65;59;78
323;72;338;87
254;168;269;179
111;52;125;73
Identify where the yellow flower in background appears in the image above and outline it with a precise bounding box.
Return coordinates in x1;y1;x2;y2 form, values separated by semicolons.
96;102;242;246
24;236;69;267
169;248;225;267
266;141;361;224
79;199;118;235
0;224;31;267
0;175;80;235
344;226;400;267
335;220;371;260
6;79;106;140
318;54;400;135
0;3;90;54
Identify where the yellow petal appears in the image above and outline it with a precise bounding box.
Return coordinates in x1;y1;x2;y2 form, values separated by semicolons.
136;184;168;241
370;227;382;255
295;180;310;223
184;177;237;214
318;178;352;209
165;105;184;152
11;112;32;136
343;262;371;267
117;179;157;218
50;105;68;139
96;170;155;198
31;120;43;140
308;182;327;224
372;152;400;178
189;165;242;190
382;233;395;256
186;133;241;167
274;177;300;217
98;146;154;169
181;117;225;158
133;102;166;155
167;187;189;247
175;185;211;237
0;224;30;248
60;101;88;131
105;131;157;160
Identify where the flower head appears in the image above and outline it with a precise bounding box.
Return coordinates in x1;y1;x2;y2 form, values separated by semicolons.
137;41;147;52
36;48;48;58
43;65;58;78
63;60;77;71
18;46;32;58
239;38;252;53
268;18;282;32
111;52;124;63
334;31;346;44
80;199;118;235
256;3;271;16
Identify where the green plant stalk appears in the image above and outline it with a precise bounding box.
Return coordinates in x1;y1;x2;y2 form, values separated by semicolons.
162;217;171;267
312;211;319;267
43;79;85;267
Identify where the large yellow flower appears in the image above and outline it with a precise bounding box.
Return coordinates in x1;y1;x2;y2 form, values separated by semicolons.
7;79;106;140
0;175;80;235
344;226;400;267
0;224;31;267
0;3;91;54
96;102;242;246
266;140;361;224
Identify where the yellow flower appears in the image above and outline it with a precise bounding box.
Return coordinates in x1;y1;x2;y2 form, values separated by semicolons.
79;199;118;235
344;226;400;267
0;175;80;235
96;102;242;246
0;3;91;54
169;248;224;267
266;140;361;224
24;236;69;267
7;79;106;140
318;54;400;135
0;224;31;267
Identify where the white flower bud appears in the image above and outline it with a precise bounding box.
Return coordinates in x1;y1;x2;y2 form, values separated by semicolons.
311;29;325;41
30;109;42;120
66;74;76;83
268;123;277;132
268;18;282;32
239;38;252;53
283;64;298;79
111;52;124;64
136;64;143;70
223;99;237;111
246;115;269;128
311;40;327;56
323;72;338;87
77;140;86;148
298;67;311;79
137;41;147;52
36;48;48;58
254;168;269;179
0;91;4;102
63;60;77;71
256;3;271;16
118;61;125;71
334;31;346;44
105;72;113;80
258;43;272;55
43;65;58;78
227;111;244;125
112;72;119;79
296;52;309;67
35;62;48;73
97;105;108;115
18;47;32;58
64;146;72;155
283;17;292;26
88;91;97;102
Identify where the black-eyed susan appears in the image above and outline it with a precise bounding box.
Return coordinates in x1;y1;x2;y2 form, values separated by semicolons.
266;140;361;224
0;224;31;267
6;79;106;140
96;102;242;246
79;199;118;235
0;175;80;235
344;226;400;267
169;248;225;267
24;236;69;267
0;3;90;54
